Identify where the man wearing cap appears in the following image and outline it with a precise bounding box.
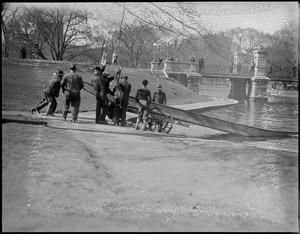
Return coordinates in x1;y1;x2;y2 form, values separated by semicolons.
91;66;111;124
61;64;84;122
152;83;167;132
30;69;64;116
91;66;120;124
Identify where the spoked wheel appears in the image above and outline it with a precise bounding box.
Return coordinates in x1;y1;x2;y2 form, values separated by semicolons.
147;107;174;133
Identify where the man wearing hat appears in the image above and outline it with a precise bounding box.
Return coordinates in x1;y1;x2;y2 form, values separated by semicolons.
30;69;65;116
152;83;167;132
91;66;119;124
61;64;84;122
152;83;167;105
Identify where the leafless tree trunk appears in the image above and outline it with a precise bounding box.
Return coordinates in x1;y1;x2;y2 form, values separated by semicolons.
1;3;19;57
15;6;89;60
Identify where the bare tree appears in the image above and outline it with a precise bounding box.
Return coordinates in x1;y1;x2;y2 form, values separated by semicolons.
265;22;297;76
113;2;236;66
14;5;89;60
117;20;163;68
1;3;19;57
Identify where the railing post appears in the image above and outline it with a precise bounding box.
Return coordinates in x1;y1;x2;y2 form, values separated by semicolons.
228;51;248;100
233;50;247;74
150;61;159;76
162;60;173;78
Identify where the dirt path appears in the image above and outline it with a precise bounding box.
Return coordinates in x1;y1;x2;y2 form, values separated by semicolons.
2;112;297;232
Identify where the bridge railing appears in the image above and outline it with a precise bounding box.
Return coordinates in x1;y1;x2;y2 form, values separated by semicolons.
202;72;252;79
163;61;198;74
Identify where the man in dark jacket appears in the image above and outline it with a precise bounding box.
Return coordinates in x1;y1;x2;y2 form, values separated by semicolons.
92;66;120;124
30;69;64;116
119;75;132;126
152;83;167;132
113;75;132;126
134;79;151;131
61;64;84;122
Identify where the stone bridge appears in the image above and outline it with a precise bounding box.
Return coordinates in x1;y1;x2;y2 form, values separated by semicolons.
150;48;297;101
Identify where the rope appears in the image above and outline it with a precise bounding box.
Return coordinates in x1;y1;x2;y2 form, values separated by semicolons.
83;87;95;96
265;58;293;75
83;81;93;86
82;81;96;95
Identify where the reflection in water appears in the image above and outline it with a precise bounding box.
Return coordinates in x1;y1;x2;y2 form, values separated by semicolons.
201;96;298;132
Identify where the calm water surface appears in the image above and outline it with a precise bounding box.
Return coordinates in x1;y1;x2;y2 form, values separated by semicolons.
195;95;298;153
200;95;298;133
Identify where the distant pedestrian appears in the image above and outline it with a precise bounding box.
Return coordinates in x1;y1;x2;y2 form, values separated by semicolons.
228;61;234;73
61;64;84;122
191;57;195;62
19;46;26;59
134;79;151;131
30;69;64;116
266;65;273;76
236;63;242;74
152;83;167;132
198;58;205;73
158;57;163;67
111;50;118;65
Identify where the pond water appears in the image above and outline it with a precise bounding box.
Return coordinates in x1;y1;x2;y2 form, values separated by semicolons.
199;95;298;132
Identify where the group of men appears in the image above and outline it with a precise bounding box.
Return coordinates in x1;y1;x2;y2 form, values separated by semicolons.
30;62;167;131
91;64;130;126
134;80;167;131
30;64;84;123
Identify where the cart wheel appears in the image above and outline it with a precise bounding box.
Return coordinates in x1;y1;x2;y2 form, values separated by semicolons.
147;107;174;133
159;108;174;134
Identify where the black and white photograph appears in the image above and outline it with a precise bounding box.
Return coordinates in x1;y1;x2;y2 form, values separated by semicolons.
2;2;298;232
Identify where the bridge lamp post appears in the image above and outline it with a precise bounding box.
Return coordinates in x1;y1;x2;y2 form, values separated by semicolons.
167;41;170;59
153;43;157;62
238;34;242;51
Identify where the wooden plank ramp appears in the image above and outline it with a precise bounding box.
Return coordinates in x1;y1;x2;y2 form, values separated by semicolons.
128;97;298;138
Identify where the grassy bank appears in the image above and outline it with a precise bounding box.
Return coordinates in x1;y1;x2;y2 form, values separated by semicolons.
2;58;212;113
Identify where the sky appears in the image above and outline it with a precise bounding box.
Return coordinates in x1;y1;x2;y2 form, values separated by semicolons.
15;2;299;34
197;2;299;34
